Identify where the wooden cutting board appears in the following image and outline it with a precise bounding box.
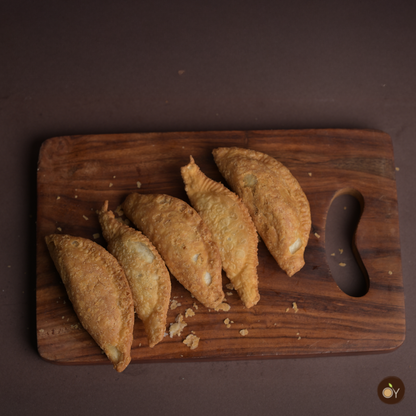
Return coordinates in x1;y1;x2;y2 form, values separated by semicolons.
36;129;405;367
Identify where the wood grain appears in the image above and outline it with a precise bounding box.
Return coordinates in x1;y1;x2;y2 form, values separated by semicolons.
36;129;405;367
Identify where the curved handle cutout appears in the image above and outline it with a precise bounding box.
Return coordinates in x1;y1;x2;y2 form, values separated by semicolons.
325;188;369;297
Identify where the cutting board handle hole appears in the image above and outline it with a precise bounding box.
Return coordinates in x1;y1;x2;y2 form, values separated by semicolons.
325;188;369;297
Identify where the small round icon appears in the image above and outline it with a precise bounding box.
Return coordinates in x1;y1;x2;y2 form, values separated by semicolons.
378;377;405;404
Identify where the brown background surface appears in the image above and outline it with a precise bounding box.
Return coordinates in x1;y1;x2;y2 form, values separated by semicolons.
1;1;415;415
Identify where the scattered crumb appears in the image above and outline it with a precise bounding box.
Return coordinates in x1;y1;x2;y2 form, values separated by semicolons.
178;70;185;75
193;303;198;310
226;292;234;296
71;324;79;329
224;318;232;328
139;343;142;347
93;233;100;239
240;329;249;336
395;167;400;171
339;248;343;254
308;172;312;176
298;336;302;340
339;262;346;267
225;283;234;290
39;329;44;333
56;196;60;200
109;183;113;188
169;314;187;338
57;227;62;232
185;308;195;318
285;307;290;312
170;299;181;310
330;253;335;256
61;316;65;319
215;303;231;312
75;195;78;198
292;302;299;313
314;232;320;239
136;181;142;188
388;270;393;275
113;175;116;178
183;334;200;349
83;215;89;220
115;205;124;216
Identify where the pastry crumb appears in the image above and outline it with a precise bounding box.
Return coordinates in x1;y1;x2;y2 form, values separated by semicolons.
56;196;60;200
113;175;116;178
339;262;346;267
240;329;248;336
308;172;312;176
178;70;185;75
75;195;78;198
183;334;199;349
314;232;320;239
71;324;79;329
185;308;195;318
193;302;198;310
395;167;400;171
292;302;299;313
136;181;142;188
285;307;290;312
170;299;181;310
339;248;343;254
215;303;231;312
57;227;62;232
39;329;44;333
224;318;232;328
225;283;234;290
226;292;234;296
169;314;187;337
388;270;393;275
93;233;100;239
115;205;124;216
83;215;89;220
330;253;335;256
109;183;113;187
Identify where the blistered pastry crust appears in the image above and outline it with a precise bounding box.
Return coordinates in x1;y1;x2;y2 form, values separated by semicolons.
181;156;260;308
123;193;224;308
213;147;311;277
98;201;171;348
45;234;134;372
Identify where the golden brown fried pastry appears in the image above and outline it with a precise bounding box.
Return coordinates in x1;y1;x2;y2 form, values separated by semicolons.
123;193;224;309
213;147;311;277
181;156;260;308
98;201;171;348
45;234;134;372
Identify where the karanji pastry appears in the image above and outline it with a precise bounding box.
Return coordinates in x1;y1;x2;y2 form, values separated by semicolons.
45;234;134;372
181;156;260;308
123;193;225;309
213;147;311;277
98;201;171;348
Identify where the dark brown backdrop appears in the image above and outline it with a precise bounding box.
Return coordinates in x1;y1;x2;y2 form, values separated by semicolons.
1;1;415;415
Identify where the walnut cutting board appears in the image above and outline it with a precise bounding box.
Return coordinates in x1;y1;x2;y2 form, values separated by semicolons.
36;129;405;367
